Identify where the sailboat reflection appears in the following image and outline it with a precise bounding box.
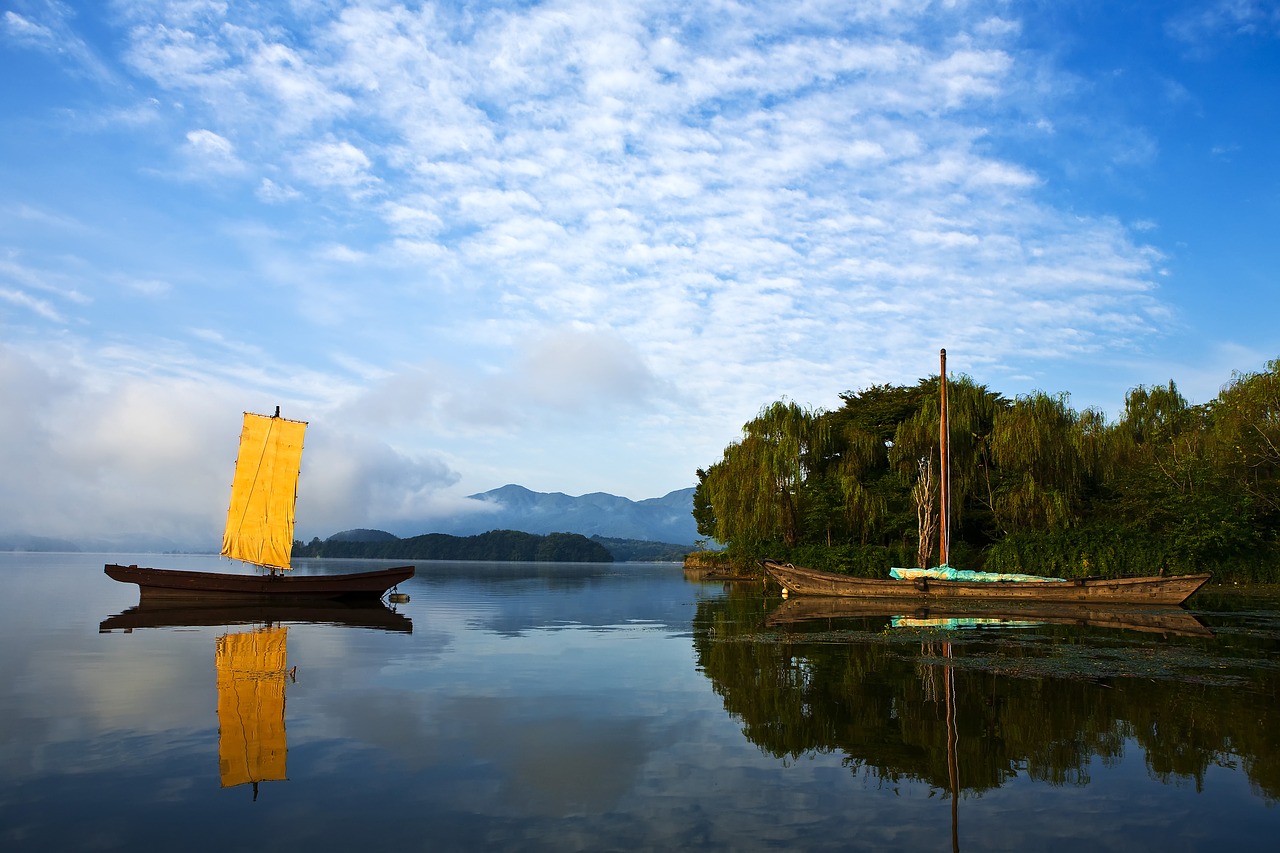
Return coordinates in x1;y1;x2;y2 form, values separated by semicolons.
217;626;291;799
99;599;412;633
99;598;411;797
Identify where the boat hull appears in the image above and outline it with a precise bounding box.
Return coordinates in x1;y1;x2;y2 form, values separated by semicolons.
762;560;1211;606
104;563;415;603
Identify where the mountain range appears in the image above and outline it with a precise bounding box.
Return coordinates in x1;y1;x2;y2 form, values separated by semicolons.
434;485;700;545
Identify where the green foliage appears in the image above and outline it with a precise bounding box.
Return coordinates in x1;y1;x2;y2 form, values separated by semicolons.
590;536;694;562
889;375;1008;546
695;356;1280;583
989;392;1088;533
697;400;830;548
1208;358;1280;520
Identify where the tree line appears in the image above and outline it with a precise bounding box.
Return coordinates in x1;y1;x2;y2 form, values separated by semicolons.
294;529;613;562
693;356;1280;583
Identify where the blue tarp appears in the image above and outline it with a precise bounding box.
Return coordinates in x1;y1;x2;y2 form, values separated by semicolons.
889;566;1065;583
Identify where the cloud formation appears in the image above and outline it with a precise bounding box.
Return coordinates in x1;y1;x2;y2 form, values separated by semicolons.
1;1;1276;541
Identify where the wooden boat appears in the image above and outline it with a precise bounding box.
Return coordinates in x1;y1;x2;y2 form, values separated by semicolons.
105;409;414;602
763;594;1214;638
104;562;415;603
762;559;1212;606
762;349;1212;606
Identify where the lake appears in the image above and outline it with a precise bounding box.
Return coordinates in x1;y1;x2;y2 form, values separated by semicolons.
2;553;1277;852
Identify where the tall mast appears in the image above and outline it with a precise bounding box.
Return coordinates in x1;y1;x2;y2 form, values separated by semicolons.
939;348;950;567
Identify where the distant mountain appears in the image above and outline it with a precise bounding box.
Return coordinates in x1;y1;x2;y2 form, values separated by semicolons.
325;528;399;543
0;532;202;553
0;533;84;552
431;485;700;545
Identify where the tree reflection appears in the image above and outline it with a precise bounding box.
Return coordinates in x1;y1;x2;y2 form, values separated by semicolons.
691;587;1280;802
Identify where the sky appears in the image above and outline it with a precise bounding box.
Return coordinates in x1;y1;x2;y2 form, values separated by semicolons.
1;0;1278;547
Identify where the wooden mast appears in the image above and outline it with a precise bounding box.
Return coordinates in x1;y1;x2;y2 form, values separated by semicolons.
939;348;950;567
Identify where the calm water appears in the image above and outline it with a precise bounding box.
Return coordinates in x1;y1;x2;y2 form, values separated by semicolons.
2;553;1278;852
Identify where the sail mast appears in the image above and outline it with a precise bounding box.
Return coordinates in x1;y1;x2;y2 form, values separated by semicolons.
939;348;950;568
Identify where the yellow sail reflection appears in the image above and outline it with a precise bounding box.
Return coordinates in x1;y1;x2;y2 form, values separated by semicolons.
216;626;289;792
221;412;307;570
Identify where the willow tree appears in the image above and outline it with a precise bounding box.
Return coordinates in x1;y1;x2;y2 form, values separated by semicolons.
1122;380;1193;447
1110;381;1204;489
1109;381;1212;518
1209;358;1280;518
827;425;890;545
890;375;1007;556
824;382;926;546
698;400;830;548
987;392;1092;534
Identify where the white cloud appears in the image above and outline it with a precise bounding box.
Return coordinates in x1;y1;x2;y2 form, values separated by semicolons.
295;427;463;538
317;243;366;263
1166;0;1280;52
0;338;470;543
4;11;55;48
124;20;230;84
184;127;244;173
292;139;378;193
256;176;302;202
0;255;90;321
0;286;64;322
9;0;1256;531
508;327;661;414
117;275;171;296
0;342;233;543
3;6;117;82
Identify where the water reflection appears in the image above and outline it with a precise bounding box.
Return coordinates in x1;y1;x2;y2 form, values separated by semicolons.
216;627;291;799
97;598;412;801
99;599;413;633
766;596;1214;638
691;585;1280;830
6;555;1278;850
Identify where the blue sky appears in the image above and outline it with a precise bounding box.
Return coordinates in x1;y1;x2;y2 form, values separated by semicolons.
2;0;1277;547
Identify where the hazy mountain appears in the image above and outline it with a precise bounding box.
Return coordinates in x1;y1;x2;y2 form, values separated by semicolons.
0;532;202;553
432;485;700;545
0;533;86;552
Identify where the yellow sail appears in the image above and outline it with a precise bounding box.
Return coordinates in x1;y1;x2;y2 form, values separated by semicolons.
221;411;307;570
216;627;289;789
